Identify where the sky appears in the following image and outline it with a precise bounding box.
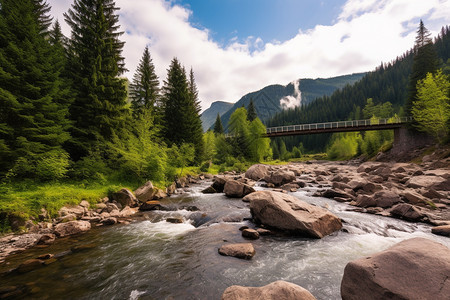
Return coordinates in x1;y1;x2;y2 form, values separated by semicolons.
47;0;450;111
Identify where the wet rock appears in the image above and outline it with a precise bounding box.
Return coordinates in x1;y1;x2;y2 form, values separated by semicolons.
37;234;55;245
212;176;229;192
355;195;376;208
265;170;296;186
281;183;300;192
421;188;445;199
239;226;249;231
102;203;119;213
134;181;155;202
245;164;269;181
15;259;44;274
201;186;217;194
152;188;167;200
218;243;255;259
36;253;53;260
101;217;117;225
57;213;77;223
112;188;138;208
119;206;137;217
341;238;450;300
245;191;342;238
431;225;450;237
139;200;162;211
222;280;317;300
373;190;401;208
361;182;383;194
54;220;91;237
348;179;368;191
256;228;273;236
166;217;183;224
390;204;424;222
400;190;428;206
224;180;255;198
332;182;351;190
242;228;260;240
322;189;353;200
166;182;177;195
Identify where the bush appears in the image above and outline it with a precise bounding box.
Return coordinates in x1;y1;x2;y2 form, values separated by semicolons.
70;153;109;183
199;161;211;172
8;150;71;181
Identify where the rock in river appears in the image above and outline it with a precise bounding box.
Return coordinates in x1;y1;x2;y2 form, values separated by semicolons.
341;237;450;300
218;243;255;259
222;280;317;300
245;164;269;181
244;191;342;238
224;180;255;198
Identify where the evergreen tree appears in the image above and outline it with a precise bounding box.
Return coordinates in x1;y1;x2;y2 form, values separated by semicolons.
64;0;128;160
213;113;224;135
129;46;159;117
187;68;204;162
407;20;439;115
161;59;204;162
247;98;257;121
34;0;53;35
0;0;70;177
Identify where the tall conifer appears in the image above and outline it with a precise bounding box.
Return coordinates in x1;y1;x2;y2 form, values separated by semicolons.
129;46;159;117
407;20;439;116
64;0;128;159
213;113;224;135
247;99;257;121
0;0;69;175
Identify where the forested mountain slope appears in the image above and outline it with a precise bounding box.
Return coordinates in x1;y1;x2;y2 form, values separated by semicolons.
267;26;450;152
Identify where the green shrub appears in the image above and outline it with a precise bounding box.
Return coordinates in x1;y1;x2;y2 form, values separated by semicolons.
70;154;109;183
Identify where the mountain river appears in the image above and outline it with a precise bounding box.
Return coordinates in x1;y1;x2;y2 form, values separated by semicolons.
1;180;449;299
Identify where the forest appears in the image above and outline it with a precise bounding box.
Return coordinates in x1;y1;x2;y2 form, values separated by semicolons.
0;0;449;230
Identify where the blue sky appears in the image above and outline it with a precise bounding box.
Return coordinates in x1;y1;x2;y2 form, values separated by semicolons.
48;0;450;110
174;0;347;48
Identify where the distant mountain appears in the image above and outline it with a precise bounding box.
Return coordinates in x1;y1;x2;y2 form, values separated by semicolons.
214;73;365;131
200;101;234;131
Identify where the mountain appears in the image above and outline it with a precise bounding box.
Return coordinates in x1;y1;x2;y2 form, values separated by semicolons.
212;73;365;131
267;25;450;152
200;101;234;131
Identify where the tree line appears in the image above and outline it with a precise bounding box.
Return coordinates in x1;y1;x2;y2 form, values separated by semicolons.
267;22;450;155
0;0;272;184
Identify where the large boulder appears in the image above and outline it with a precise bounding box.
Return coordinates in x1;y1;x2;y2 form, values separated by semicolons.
111;188;138;207
222;280;317;300
218;243;255;259
390;203;424;222
265;169;296;186
373;190;401;208
245;164;269;181
212;176;229;193
134;181;158;202
341;238;450;300
224;180;255;198
244;191;342;238
54;220;91;237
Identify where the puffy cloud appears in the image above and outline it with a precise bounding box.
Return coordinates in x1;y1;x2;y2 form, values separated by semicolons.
48;0;450;111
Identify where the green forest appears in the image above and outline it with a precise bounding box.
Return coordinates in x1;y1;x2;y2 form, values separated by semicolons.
0;0;449;230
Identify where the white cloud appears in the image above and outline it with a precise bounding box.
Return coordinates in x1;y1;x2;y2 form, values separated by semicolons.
47;0;450;111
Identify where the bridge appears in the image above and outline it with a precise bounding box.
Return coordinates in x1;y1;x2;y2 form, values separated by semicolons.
265;116;412;137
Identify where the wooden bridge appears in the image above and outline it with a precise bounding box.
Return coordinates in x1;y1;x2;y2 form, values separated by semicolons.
265;117;412;137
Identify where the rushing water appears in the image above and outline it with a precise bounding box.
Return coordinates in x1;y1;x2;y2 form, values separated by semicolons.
1;181;449;300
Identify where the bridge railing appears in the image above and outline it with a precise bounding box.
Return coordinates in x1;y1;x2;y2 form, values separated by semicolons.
265;116;412;134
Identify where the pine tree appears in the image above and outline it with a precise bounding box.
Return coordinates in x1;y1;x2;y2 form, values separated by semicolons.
407;20;439;116
129;46;159;117
161;59;204;162
0;0;70;177
213;113;224;135
64;0;128;159
187;68;204;162
247;98;257;121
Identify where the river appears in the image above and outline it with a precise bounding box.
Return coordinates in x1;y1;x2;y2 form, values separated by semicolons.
1;180;449;299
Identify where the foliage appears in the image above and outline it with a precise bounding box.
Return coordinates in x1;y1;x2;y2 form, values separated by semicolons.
203;130;216;161
327;132;361;160
248;118;272;161
247;99;257;121
64;0;128;160
129;46;160;117
213;113;224;135
412;70;450;143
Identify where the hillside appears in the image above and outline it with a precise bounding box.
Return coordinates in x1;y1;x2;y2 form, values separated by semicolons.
212;73;365;131
267;26;450;152
200;101;234;131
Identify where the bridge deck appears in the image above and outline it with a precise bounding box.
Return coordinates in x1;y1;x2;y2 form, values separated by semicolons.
265;117;412;137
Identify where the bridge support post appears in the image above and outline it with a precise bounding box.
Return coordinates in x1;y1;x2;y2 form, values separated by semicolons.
391;127;435;155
